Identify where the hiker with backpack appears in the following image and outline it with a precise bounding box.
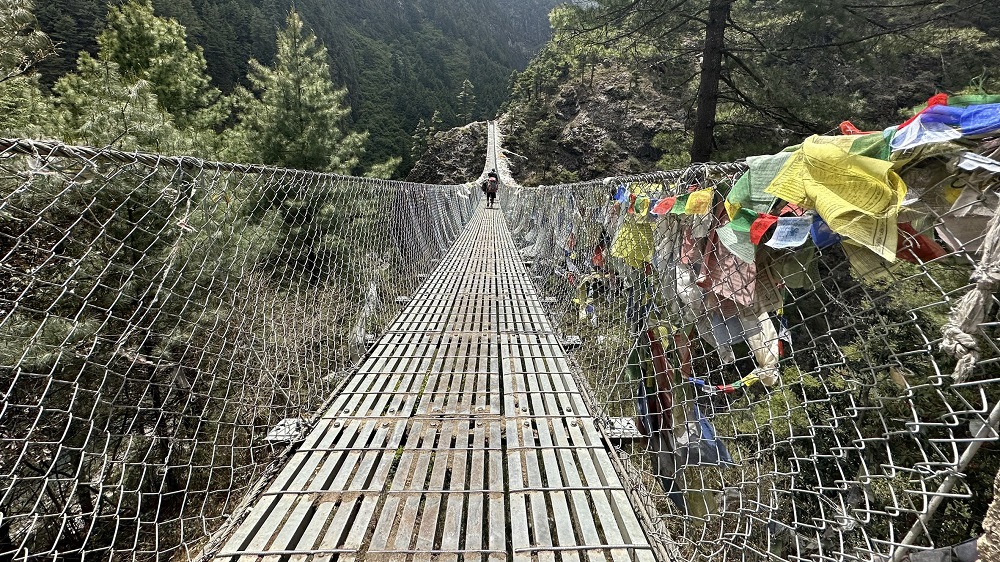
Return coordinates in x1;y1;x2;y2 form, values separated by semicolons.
482;169;499;208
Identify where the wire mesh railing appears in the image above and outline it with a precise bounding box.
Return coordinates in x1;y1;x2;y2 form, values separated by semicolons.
3;126;1000;562
0;138;477;560
503;141;1000;561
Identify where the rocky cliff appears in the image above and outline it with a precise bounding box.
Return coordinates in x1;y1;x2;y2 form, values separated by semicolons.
500;68;685;185
409;68;684;186
982;472;1000;559
406;122;488;184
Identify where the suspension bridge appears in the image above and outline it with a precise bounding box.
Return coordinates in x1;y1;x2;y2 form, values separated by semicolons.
0;122;998;562
206;124;661;560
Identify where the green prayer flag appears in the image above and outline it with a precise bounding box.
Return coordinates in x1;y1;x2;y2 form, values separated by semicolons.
728;153;787;214
849;132;892;161
729;207;758;232
716;224;756;264
671;193;690;215
945;94;1000;107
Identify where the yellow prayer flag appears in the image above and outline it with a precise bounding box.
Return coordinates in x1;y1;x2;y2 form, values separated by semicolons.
764;136;906;261
634;195;651;218
725;200;742;221
685;188;715;215
944;185;964;204
628;182;659;195
842;241;893;282
610;219;655;269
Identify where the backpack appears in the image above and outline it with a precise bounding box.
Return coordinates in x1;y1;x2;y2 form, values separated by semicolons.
486;178;498;194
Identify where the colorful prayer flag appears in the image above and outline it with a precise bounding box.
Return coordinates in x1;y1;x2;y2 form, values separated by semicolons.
685;189;714;215
652;197;676;215
750;214;779;244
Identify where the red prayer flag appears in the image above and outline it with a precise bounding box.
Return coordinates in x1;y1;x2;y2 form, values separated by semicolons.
651;197;676;215
897;223;947;263
899;93;949;130
592;244;606;267
750;214;779;245
778;203;806;217
840;121;877;135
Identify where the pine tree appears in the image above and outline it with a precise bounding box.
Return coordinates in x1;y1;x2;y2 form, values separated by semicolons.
429;109;443;134
97;0;220;131
0;0;52;84
365;156;402;179
0;74;52;137
52;53;182;151
456;79;476;124
418;109;443;157
411;117;429;160
0;0;53;136
234;10;366;173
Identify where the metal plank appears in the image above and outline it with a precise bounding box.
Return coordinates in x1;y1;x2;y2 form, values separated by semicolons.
466;417;489;554
438;421;470;562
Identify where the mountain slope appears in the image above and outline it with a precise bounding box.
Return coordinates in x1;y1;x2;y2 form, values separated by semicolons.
34;0;560;171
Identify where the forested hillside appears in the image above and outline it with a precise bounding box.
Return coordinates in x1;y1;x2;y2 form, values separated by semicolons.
499;0;1000;184
18;0;1000;180
33;0;559;171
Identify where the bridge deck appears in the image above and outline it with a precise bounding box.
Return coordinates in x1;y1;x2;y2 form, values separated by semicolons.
215;205;656;562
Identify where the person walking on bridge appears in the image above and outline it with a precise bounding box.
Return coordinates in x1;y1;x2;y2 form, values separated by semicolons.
483;169;499;208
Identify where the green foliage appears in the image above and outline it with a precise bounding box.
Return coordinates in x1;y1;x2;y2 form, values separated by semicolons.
34;0;105;86
228;10;367;173
719;381;809;443
430;109;443;132
18;0;228;155
411;117;430;160
0;75;52;137
0;0;52;84
456;79;476;124
366;156;403;179
0;0;54;137
51;53;185;151
97;1;221;131
651;130;691;169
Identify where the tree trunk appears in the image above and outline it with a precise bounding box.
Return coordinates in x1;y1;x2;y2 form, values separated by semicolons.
689;0;734;163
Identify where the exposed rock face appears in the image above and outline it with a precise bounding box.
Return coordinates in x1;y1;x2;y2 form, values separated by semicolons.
408;69;684;187
501;69;685;185
406;122;488;185
982;471;1000;560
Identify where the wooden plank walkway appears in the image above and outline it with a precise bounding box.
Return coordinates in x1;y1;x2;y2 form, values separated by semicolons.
214;203;658;562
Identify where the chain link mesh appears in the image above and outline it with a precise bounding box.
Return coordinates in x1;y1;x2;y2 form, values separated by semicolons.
2;131;999;562
504;150;1000;561
0;138;478;560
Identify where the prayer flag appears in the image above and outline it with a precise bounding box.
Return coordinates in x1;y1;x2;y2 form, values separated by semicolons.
652;197;676;215
750;214;779;244
765;216;813;249
685;189;714;215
